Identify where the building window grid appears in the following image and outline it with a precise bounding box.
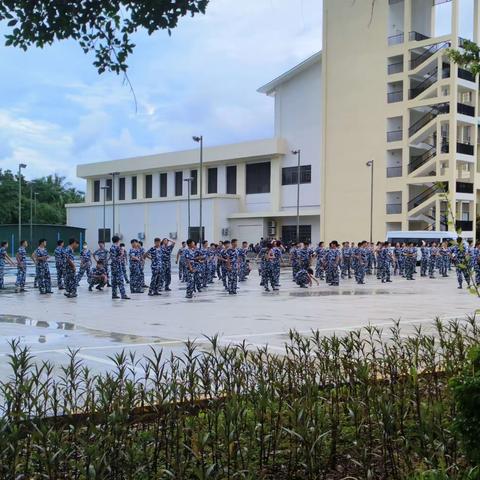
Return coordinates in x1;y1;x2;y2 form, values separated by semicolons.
145;174;153;199
282;225;312;245
281;165;312;185
246;162;271;194
131;176;137;200
190;170;198;195
208;168;218;194
175;171;183;197
93;180;100;202
105;178;113;201
226;166;237;194
159;173;167;198
119;177;126;200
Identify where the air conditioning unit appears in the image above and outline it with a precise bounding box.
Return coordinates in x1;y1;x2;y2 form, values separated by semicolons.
169;232;178;240
221;228;230;237
268;220;277;229
267;220;277;237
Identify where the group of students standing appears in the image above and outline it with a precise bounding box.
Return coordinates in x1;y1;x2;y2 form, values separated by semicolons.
0;235;475;300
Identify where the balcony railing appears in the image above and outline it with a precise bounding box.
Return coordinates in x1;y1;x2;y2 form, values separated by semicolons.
388;62;404;74
409;31;430;41
457;142;474;155
386;203;402;214
408;183;448;211
387;130;403;142
388;33;404;46
458;68;476;83
410;41;450;70
457;102;475;116
456;220;473;231
387;166;402;178
456;182;474;194
387;90;403;103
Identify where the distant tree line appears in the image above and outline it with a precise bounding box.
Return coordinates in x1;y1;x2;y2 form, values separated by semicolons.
0;169;84;225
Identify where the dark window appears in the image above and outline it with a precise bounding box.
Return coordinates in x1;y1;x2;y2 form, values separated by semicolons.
119;177;126;200
226;165;237;194
188;227;205;244
246;162;271;194
145;174;153;198
93;180;100;202
105;178;112;201
190;169;198;195
175;171;183;196
98;228;111;243
208;168;218;194
281;225;312;244
282;165;312;185
160;173;167;198
131;176;137;200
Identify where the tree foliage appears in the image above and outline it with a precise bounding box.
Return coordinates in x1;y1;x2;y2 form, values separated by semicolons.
0;169;84;225
448;40;480;76
0;0;209;74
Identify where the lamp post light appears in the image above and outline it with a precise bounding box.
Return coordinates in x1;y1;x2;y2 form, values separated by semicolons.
184;177;193;238
101;185;110;243
192;136;203;243
292;150;302;243
17;163;27;246
366;160;374;244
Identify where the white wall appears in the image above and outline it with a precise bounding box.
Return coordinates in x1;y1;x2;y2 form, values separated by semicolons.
273;60;322;211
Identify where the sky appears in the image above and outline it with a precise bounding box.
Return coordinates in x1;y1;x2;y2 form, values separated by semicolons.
0;0;323;189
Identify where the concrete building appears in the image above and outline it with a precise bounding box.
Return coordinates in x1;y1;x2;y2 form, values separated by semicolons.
322;0;479;241
67;53;322;247
68;0;480;245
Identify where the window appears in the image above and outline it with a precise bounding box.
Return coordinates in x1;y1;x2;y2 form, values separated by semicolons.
188;227;205;244
226;165;237;194
98;228;111;243
105;178;112;201
281;225;312;245
119;177;125;200
145;174;153;198
282;165;312;185
131;176;137;200
175;171;183;196
246;162;271;194
190;169;198;195
208;168;218;194
93;180;100;202
160;173;167;198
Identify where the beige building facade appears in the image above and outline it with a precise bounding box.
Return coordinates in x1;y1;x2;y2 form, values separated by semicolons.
322;0;479;241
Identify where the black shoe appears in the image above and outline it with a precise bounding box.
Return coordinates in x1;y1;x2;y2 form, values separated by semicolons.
121;295;130;300
165;287;171;292
107;283;112;287
273;287;279;291
46;290;53;294
89;286;93;291
112;295;120;299
458;286;462;289
186;295;193;299
125;280;130;284
148;292;155;296
264;288;270;292
58;286;65;290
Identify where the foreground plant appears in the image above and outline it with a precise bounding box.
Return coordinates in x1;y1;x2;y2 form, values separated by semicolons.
0;317;479;479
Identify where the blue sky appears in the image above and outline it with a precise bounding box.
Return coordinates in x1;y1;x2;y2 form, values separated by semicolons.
0;0;322;189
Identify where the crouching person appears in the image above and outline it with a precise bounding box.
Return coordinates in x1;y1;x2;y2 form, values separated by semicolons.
89;260;107;291
295;267;319;288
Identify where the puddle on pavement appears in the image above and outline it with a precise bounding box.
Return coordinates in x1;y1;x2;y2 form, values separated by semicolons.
289;289;414;297
0;314;173;345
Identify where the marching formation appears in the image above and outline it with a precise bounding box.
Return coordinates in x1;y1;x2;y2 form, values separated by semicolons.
0;235;476;300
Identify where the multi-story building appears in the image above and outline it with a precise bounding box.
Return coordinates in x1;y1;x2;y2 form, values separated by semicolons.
66;53;322;246
322;0;478;241
68;0;479;246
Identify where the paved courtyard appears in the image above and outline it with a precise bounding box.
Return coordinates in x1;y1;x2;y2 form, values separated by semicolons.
0;266;478;379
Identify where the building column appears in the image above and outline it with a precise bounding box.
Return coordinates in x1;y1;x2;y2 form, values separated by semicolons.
137;173;145;200
237;163;246;211
270;157;281;213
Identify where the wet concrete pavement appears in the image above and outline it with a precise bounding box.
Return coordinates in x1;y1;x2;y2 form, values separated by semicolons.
0;267;478;379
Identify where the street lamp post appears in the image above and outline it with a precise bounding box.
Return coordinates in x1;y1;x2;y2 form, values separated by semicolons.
292;150;302;243
17;163;27;246
33;192;39;245
184;177;193;238
110;172;119;237
366;160;374;243
101;186;110;243
192;136;203;243
29;186;33;246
